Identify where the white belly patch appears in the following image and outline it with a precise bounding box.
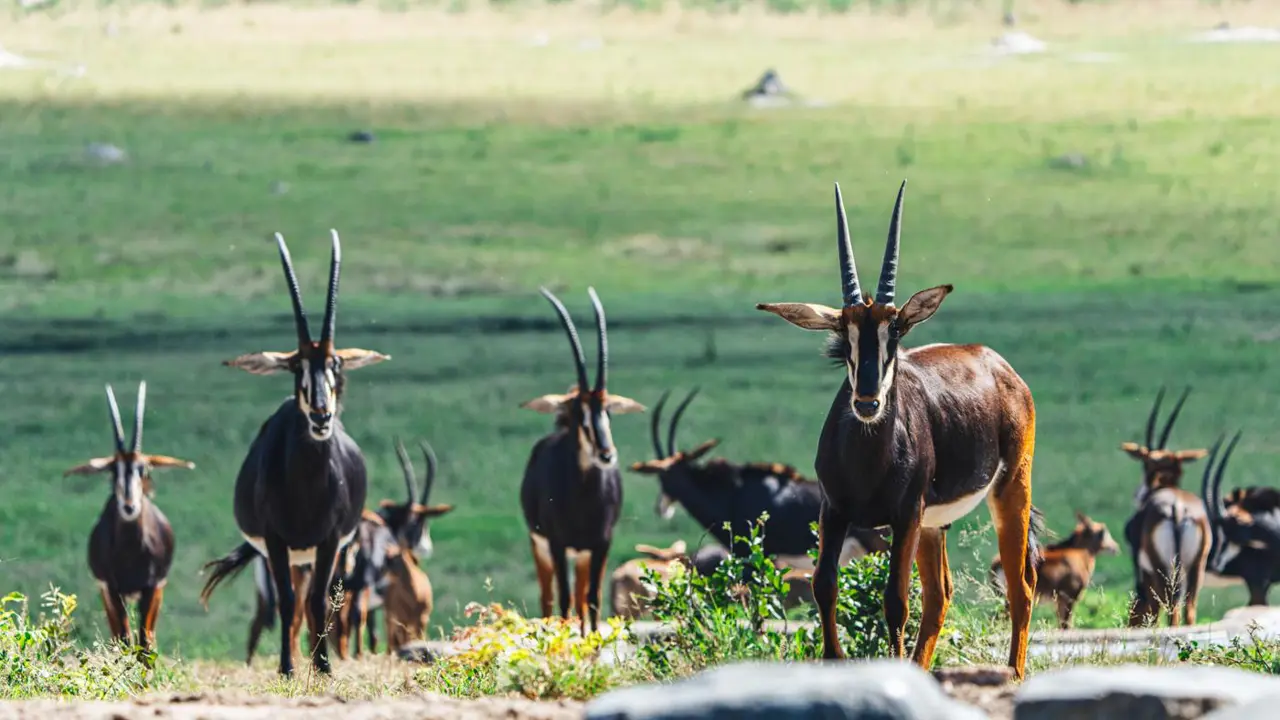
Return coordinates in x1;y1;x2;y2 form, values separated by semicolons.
774;535;868;572
530;532;592;564
923;485;992;528
242;528;358;568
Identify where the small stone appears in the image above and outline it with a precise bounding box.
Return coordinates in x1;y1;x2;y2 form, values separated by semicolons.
270;180;289;195
742;68;789;100
1015;665;1280;720
85;142;126;164
347;130;376;144
1048;153;1088;170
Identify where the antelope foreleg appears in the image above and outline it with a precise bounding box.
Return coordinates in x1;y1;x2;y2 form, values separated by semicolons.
911;527;951;670
885;514;923;659
814;504;851;660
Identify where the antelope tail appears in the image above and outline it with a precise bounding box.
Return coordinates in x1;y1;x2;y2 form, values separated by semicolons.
1170;506;1186;607
1027;504;1046;570
200;542;259;609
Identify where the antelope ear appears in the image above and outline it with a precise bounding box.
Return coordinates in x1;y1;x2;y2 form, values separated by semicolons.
223;351;296;375
334;348;391;371
378;499;401;509
1120;442;1149;461
605;395;646;415
413;503;454;518
630;458;677;474
1075;511;1090;526
521;394;572;414
669;539;688;555
687;438;721;461
898;285;953;335
63;456;116;476
755;302;841;331
634;543;667;559
361;508;388;526
144;454;196;470
1177;449;1209;462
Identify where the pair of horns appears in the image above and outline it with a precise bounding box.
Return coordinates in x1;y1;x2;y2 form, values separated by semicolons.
836;180;905;307
1144;386;1191;451
276;230;341;351
394;437;437;506
541;287;608;396
1202;430;1243;526
650;388;700;459
106;381;146;455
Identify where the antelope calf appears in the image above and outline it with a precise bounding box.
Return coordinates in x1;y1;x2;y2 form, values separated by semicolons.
989;512;1119;628
630;388;888;568
1201;432;1280;605
381;542;434;652
521;287;644;634
68;382;195;652
200;231;390;676
1121;387;1211;627
609;541;691;620
756;181;1041;678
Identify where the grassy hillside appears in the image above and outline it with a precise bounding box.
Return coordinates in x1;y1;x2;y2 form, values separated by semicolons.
2;1;1279;660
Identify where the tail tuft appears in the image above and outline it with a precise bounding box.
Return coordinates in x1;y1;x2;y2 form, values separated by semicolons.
200;542;259;609
1027;504;1046;568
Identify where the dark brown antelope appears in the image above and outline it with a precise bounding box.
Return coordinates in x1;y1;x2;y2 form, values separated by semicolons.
1120;387;1211;627
755;181;1040;678
520;287;644;634
67;382;195;651
989;512;1119;628
1201;432;1280;606
199;230;390;676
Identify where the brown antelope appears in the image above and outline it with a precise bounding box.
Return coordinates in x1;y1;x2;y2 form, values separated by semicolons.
1201;432;1280;605
755;181;1040;677
381;542;433;653
520;287;645;634
989;512;1119;628
68;382;195;652
609;540;690;620
1120;387;1211;627
200;230;390;676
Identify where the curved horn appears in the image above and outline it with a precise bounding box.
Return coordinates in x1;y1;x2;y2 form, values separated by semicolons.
1144;386;1166;450
105;384;126;454
1212;430;1242;522
834;183;863;307
274;233;312;349
667;387;701;457
540;287;590;394
1201;434;1225;524
319;229;341;350
419;441;438;505
130;380;146;454
588;287;607;393
650;390;671;459
394;436;417;503
1156;386;1191;450
875;180;906;305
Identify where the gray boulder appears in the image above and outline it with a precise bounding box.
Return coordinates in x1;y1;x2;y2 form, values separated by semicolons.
586;660;988;720
1203;693;1280;720
1015;665;1280;720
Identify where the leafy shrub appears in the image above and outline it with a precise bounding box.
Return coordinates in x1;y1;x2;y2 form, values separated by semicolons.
1176;625;1280;674
803;542;923;660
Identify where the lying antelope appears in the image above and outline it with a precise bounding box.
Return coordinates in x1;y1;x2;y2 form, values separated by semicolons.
1202;432;1280;606
1121;387;1211;627
989;512;1119;628
200;231;389;676
521;287;644;634
68;382;194;652
609;540;691;620
630;387;888;569
756;181;1041;678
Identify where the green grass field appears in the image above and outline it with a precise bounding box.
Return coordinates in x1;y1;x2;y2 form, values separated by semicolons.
2;0;1280;662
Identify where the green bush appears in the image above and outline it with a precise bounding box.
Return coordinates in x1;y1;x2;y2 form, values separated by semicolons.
1176;625;1280;674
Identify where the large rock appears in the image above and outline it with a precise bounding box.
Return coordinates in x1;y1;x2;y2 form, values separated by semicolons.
586;660;988;719
1015;665;1280;720
1203;693;1280;719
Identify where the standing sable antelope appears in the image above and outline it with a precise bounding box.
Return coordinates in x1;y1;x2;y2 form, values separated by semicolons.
989;512;1119;629
1202;432;1280;606
200;230;390;676
520;287;645;634
1120;387;1211;627
629;387;889;569
755;181;1040;678
68;382;195;652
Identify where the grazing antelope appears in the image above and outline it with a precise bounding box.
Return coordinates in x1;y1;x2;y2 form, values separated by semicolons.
200;231;389;676
630;388;889;569
989;512;1119;628
755;181;1040;677
68;382;194;652
520;287;645;634
1201;432;1280;606
1120;387;1211;627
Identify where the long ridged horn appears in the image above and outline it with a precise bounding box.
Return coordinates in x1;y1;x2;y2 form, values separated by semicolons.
319;229;341;350
667;387;701;457
130;381;146;454
540;287;590;394
1201;434;1225;524
650;390;671;459
1157;387;1192;450
105;384;126;454
1212;431;1242;523
274;233;312;349
420;441;438;505
395;436;417;503
834;183;863;307
875;180;906;305
588;287;607;393
1144;386;1166;450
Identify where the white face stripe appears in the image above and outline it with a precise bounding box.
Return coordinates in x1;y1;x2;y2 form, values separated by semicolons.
844;320;896;423
115;460;144;521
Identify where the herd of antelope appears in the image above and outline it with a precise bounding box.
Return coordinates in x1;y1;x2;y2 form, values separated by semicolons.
69;182;1280;681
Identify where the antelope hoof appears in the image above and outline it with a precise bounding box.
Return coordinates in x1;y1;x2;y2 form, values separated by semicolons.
315;657;333;674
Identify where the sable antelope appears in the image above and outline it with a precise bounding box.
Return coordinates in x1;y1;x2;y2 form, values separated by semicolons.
520;287;645;634
1202;432;1280;605
989;512;1119;629
609;540;690;620
200;231;390;676
755;181;1040;677
629;388;889;569
68;382;194;652
1120;387;1211;627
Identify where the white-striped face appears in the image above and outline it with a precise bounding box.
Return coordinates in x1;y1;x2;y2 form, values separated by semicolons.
114;458;146;522
297;356;339;441
845;316;898;425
